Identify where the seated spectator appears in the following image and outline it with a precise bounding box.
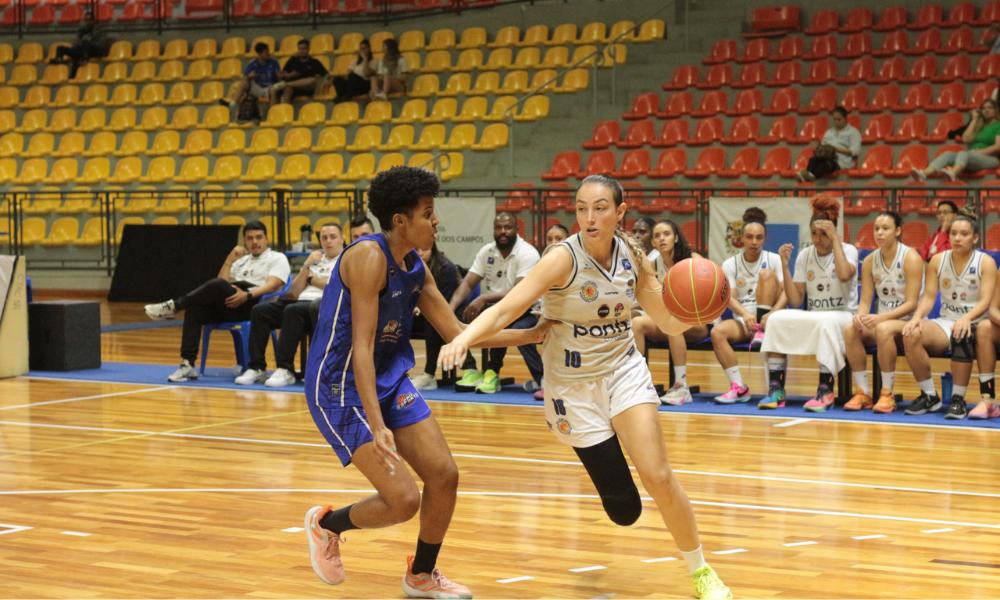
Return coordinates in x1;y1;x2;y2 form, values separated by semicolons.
984;22;1000;55
370;39;409;101
919;200;957;262
796;107;861;183
144;221;291;382
912;99;1000;182
220;42;281;110
332;39;376;104
273;39;334;105
545;223;569;248
49;12;113;79
236;223;344;387
346;216;375;243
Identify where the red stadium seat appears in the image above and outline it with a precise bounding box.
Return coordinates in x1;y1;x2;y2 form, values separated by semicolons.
940;27;978;55
920;112;964;143
703;39;737;65
695;64;731;90
789;115;828;144
872;6;907;32
648;149;687;178
943;2;975;28
974;0;1000;25
872;30;908;57
862;114;894;144
731;63;767;89
762;87;800;115
804;35;837;60
718;147;759;178
756;115;797;144
622;92;659;120
844;183;889;216
908;4;943;30
984;224;1000;252
926;82;965;111
680;220;701;249
541;151;580;181
231;0;254;17
686;117;724;145
287;0;310;15
28;4;54;25
837;33;872;59
886;113;927;143
932;55;970;82
969;55;1000;82
781;147;815;178
736;39;769;64
765;61;800;87
651;120;689;147
748;6;800;36
905;29;941;55
859;85;900;114
838;86;869;112
901;221;930;249
884;145;928;178
610;149;649;179
870;58;906;84
719;183;749;198
658;92;692;118
900;56;938;83
802;59;837;85
768;36;802;62
854;222;876;249
662;65;699;90
965;82;999;110
726;89;763;116
838;8;873;33
683;148;725;178
846;145;893;177
691;90;727;117
721;116;759;145
577;150;616;179
257;0;283;17
59;3;84;24
581;120;619;150
118;2;147;21
895;84;932;112
616;120;655;149
835;57;875;84
804;9;838;35
749;147;791;178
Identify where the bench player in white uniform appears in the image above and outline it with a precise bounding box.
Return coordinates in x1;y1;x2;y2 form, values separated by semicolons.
842;212;924;413
632;220;709;405
903;209;997;420
760;196;859;412
437;175;732;600
710;207;786;404
973;265;1000;419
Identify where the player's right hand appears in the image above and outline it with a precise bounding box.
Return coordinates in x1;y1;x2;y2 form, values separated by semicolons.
528;318;554;344
372;426;401;474
778;243;793;264
902;318;922;337
741;311;757;329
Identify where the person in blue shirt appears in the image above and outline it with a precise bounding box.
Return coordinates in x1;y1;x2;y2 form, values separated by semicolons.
301;166;550;597
220;42;281;109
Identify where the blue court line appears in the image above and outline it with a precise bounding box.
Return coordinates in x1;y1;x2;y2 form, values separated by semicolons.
100;321;183;333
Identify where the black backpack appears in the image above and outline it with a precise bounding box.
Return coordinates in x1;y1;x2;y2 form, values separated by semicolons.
237;95;261;123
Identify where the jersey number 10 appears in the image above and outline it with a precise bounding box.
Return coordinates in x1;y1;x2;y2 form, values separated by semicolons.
564;350;581;369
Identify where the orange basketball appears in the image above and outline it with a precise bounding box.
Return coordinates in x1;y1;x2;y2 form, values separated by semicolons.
661;257;731;325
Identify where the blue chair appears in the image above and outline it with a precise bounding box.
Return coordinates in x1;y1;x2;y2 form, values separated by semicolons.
199;278;293;376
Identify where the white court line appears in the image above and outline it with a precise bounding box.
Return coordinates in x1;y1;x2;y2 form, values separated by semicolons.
0;421;152;434
497;576;534;584
921;528;955;534
851;534;887;540
0;523;33;535
60;531;91;537
773;418;811;428
712;549;748;555
641;557;677;563
782;541;818;547
0;386;174;412
569;566;606;573
281;527;304;533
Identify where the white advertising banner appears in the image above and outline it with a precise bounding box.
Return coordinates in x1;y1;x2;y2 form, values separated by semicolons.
0;255;12;317
0;255;28;378
707;196;843;265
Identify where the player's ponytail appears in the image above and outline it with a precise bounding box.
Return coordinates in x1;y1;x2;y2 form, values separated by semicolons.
579;174;647;268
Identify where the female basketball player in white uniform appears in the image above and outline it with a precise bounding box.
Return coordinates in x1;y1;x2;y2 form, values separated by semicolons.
437;175;731;600
632;220;708;405
842;211;924;414
759;195;859;412
710;207;786;405
902;209;996;420
970;266;1000;419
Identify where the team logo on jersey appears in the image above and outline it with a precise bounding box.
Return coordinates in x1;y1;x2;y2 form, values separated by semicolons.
381;320;402;341
970;284;979;291
942;279;952;289
970;267;977;274
555;418;573;435
598;304;610;318
392;290;402;298
580;281;599;302
621;258;632;271
953;292;959;300
807;270;816;281
626;278;635;298
817;284;825;292
487;257;495;265
395;392;418;410
882;287;889;296
496;271;504;278
736;278;746;287
614;302;624;317
874;275;882;284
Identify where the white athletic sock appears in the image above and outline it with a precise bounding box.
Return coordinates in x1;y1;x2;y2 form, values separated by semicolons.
679;545;707;575
882;372;896;393
674;365;688;386
917;378;937;396
724;366;743;387
953;385;967;398
819;365;832;374
767;358;787;371
853;372;869;395
979;374;994;383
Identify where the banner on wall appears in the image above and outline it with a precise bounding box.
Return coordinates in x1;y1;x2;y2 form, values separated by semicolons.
707;197;843;266
0;256;29;379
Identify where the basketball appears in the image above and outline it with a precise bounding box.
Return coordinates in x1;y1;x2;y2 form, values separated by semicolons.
661;257;731;325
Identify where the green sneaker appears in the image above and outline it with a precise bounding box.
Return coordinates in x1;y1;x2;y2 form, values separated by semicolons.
474;369;500;394
454;370;482;392
692;565;732;600
758;383;786;409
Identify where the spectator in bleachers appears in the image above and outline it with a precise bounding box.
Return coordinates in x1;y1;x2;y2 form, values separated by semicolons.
369;39;409;101
919;200;957;262
795;107;861;183
631;217;659;262
331;39;377;104
273;39;334;105
235;223;343;387
143;221;291;382
347;216;375;243
984;22;1000;54
49;12;113;79
911;99;1000;182
220;42;281;110
545;223;569;247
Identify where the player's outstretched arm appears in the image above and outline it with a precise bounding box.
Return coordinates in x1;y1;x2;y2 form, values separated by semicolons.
633;248;689;337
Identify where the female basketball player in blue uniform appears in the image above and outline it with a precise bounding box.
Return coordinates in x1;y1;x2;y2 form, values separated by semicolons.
302;166;548;599
437;174;732;600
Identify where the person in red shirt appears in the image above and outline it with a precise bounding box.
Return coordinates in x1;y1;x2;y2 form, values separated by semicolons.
920;200;956;262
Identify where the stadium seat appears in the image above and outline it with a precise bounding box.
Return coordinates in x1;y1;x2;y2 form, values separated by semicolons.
177;129;213;156
193;82;223;104
98;62;128;84
804;35;837;60
438;73;470;98
260;104;294;128
554;68;588;94
340;153;377;181
906;29;941;55
845;145;893;177
646;119;686;148
0;158;16;184
576;150;616;179
146;130;180;156
497;70;529;95
577;22;607;46
789;115;827;144
482;96;517;122
836;33;872;59
583;120;620;150
101;107;134;132
409;124;446;150
860;85;901;113
21;132;55;158
240;155;276;183
969;55;1000;81
105;83;137;107
156;60;185;82
471;123;508;151
862;114;894;143
748;147;791;178
327;102;359;126
161;40;189;61
8;65;38;87
308;126;345;153
469;72;500;95
872;6;907;32
836;57;875;84
107;157;143;184
617;120;655;149
15;109;47;134
111;133;145;159
966;82;999;109
886;113;927;143
276;127;312;154
802;59;837;85
687;117;724;145
610;149;649;179
932;55;970;82
920;111;963;143
926;81;965;111
869;57;906;84
306;154;344;181
206;129;244;155
780;147;815;178
721;116;759;145
894;83;932;113
0;88;19;110
541;151;581;181
662;65;699;90
440;124;477;150
908;4;943;30
246;128;279;154
731;63;766;88
291;102;328;127
884;145;928;178
453;49;484;71
703;39;737;65
725;89;762;116
0;132;22;157
140;156;176;183
901;56;939;83
45;108;76;133
377;125;415;152
453;97;488;122
513;96;548;122
14;158;48;185
212;59;241;81
804;9;838;34
718;147;759;178
72;157;110;185
43;159;77;185
128;61;157;83
388;100;426;125
758;87;799;116
346;125;382;152
78;131;114;157
683;148;725;178
421;98;457;123
940;27;978;55
273;154;310;182
136;107;168;132
696;64;731;90
658;93;693;119
691;90;726;117
422;50;451;73
623;92;659;120
792;86;836;115
0;110;14;134
540;47;569;69
736;39;770;64
50;85;81;108
14;43;43;65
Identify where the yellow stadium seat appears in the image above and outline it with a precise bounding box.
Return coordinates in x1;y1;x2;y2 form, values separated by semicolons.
104;107;136;133
75;217;103;245
9;65;38;87
82;131;117;157
206;156;242;183
330;54;354;78
159;82;192;105
541;47;569;69
161;40;189;62
45;108;76;133
107;157;143;184
177;129;212;156
440;123;477;150
471;123;508;151
174;156;210;184
211;58;241;81
119;189;158;214
378;125;415;151
407;152;434;170
577;22;607;45
375;153;405;174
219;37;246;59
190;81;222;105
133;106;167;132
441;152;463;181
0;158;15;183
483;95;518;121
275;35;304;57
326;102;359;126
409;124;446;151
554;68;588;93
15;109;47;133
637;19;665;42
20;218;46;245
59;190;98;215
292;102;327;127
358;100;392;125
49;85;79;108
24;188;62;214
14;158;48;185
423;51;451;73
409;74;439;98
180;59;210;82
39;217;80;247
453;49;483;71
98;62;127;84
0;132;22;156
346;125;382;152
603;44;626;66
245;128;279;155
335;33;363;55
114;217;147;243
547;24;578;46
146;130;180;156
274;154;310;182
77;85;105;108
112;131;147;157
0;110;14;133
311;33;335;55
422;98;458;123
152;216;179;225
128;61;157;83
488;26;521;49
106;83;137;106
427;29;455;51
74;108;104;133
390;99;426;125
245;36;275;58
156;60;184;82
42;158;78;184
399;30;425;52
512;48;541;71
529;69;558;93
260;104;293;128
0;44;13;65
306;154;344;182
608;20;636;43
453;97;487;122
311;126;346;152
219;215;247;225
468;72;500;96
401;51;422;73
278;127;312;154
131;40;160;62
21;86;49;109
22;132;54;157
105;41;132;62
166;105;199;130
15;43;43;64
370;31;394;53
189;39;217;60
572;44;599;67
498;71;529;94
340;153;376;181
519;24;549;47
514;95;549;122
457;27;487;49
241;155;276;182
140;156;176;184
75;157;111;184
481;48;513;71
154;187;193;213
211;129;246;155
0;86;18;109
439;73;471;97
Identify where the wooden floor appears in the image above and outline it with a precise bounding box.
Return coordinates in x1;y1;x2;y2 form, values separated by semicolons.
2;299;999;599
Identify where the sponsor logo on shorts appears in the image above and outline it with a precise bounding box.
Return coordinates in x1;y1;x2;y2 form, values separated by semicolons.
330;384;341;396
381;320;402;341
395;392;418;410
580;281;599;302
555;418;572;435
598;304;610;318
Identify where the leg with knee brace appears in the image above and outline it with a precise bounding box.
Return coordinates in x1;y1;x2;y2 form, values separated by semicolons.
951;323;977;364
573;435;643;526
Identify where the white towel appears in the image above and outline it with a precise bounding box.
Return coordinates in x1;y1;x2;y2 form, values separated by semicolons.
760;310;853;376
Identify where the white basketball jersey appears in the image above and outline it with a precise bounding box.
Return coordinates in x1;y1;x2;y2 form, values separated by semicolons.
937;249;986;323
542;234;640;384
653;255;670;285
801;244;859;312
722;251;782;310
871;243;914;316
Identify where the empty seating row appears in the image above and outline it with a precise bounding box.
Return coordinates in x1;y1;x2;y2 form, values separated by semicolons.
802;3;1000;36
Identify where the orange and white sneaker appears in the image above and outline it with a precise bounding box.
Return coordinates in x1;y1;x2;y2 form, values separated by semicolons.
843;391;873;411
305;505;345;585
873;388;897;414
402;555;473;599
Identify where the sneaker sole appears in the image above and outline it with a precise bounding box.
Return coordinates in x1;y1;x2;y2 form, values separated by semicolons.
945;412;967;420
264;380;295;387
714;394;751;405
872;406;895;414
168;375;197;382
474;386;499;394
453;384;479;393
842;405;872;411
803;405;832;413
905;401;942;416
304;507;342;586
758;403;785;409
401;578;472;600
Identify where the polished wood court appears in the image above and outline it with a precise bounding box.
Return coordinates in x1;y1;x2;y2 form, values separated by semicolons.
1;300;999;598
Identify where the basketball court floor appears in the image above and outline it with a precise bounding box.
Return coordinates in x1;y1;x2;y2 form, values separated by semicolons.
2;300;999;598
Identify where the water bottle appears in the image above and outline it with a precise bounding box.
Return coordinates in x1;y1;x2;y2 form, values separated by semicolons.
940;372;953;401
300;224;313;247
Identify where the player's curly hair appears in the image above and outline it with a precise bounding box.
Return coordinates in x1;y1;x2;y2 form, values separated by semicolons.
367;166;440;231
742;207;767;232
810;194;840;226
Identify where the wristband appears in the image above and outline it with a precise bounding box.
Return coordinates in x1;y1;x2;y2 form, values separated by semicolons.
247;290;252;301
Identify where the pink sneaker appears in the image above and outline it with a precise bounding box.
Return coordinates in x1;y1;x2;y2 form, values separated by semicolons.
749;324;765;351
305;505;345;585
714;382;751;404
804;385;835;412
969;397;1000;420
402;555;473;599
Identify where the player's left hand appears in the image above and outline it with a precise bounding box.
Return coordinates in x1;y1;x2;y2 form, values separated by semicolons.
225;286;248;308
437;339;469;371
856;313;878;330
953;316;973;339
463;297;487;322
527;317;553;344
